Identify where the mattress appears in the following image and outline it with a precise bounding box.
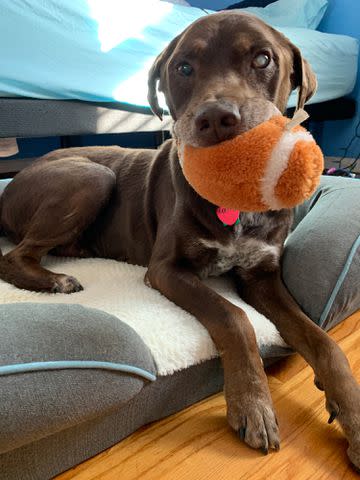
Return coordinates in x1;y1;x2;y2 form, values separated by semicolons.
0;0;358;110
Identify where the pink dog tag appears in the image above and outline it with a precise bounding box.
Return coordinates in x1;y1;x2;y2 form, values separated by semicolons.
216;207;240;226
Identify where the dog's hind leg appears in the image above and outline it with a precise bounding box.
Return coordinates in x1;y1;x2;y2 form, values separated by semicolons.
0;157;116;293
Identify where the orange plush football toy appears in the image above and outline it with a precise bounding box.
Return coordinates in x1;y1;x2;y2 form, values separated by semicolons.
181;109;324;213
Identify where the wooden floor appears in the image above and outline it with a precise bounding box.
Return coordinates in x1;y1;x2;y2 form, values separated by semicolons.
57;311;360;480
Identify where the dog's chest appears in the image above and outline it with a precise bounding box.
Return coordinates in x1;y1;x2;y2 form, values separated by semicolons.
198;213;281;278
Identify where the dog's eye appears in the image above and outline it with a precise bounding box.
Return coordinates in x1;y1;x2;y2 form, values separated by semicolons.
252;53;271;69
177;63;193;77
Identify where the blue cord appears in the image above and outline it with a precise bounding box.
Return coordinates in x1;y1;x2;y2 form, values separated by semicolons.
0;360;156;382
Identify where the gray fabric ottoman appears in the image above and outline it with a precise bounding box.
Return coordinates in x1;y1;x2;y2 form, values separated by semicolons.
0;176;359;480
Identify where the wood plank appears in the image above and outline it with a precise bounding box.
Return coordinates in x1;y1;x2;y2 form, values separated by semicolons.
56;311;360;480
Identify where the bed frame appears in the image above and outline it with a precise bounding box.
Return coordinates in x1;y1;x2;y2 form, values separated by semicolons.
0;96;356;139
0;96;356;177
0;98;172;138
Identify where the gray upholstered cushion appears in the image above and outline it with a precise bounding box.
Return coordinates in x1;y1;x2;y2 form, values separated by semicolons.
0;303;156;454
283;176;360;330
0;358;223;480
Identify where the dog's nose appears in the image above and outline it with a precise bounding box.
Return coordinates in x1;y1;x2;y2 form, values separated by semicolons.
194;102;241;144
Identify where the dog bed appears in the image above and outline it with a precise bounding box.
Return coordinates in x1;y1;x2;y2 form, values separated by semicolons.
0;234;291;480
0;245;290;480
0;175;359;479
0;238;290;375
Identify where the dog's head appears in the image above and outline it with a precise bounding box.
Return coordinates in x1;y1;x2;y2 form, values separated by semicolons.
148;11;316;147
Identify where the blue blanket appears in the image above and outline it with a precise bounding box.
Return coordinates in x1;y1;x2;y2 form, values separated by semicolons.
0;0;358;109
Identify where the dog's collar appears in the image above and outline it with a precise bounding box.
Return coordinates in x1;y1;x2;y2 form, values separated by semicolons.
216;207;240;226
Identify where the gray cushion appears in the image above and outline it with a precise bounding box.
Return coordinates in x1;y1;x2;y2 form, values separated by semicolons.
0;303;156;454
0;358;224;480
283;176;360;330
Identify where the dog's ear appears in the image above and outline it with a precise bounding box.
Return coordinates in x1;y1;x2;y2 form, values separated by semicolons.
148;35;182;120
291;44;317;110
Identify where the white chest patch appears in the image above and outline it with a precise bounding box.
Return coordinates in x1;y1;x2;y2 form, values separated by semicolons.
198;236;280;279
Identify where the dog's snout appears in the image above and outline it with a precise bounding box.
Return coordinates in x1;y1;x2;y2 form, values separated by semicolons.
194;102;241;144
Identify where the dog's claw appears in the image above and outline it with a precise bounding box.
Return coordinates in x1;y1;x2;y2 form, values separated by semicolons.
328;411;337;424
326;398;340;425
238;427;246;441
314;376;324;391
273;441;280;452
261;446;269;455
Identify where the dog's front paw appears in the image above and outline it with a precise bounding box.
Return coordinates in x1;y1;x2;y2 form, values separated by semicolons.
51;274;83;294
226;389;280;454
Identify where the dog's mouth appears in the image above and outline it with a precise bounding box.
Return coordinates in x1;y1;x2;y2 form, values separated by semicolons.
174;98;282;151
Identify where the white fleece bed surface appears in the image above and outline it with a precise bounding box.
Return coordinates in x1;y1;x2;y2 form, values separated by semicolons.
0;238;287;375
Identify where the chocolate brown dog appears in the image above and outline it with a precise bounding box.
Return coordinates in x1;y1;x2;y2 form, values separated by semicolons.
1;12;360;468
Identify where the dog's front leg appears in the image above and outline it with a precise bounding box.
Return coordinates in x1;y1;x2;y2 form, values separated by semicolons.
236;268;360;469
146;261;280;453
